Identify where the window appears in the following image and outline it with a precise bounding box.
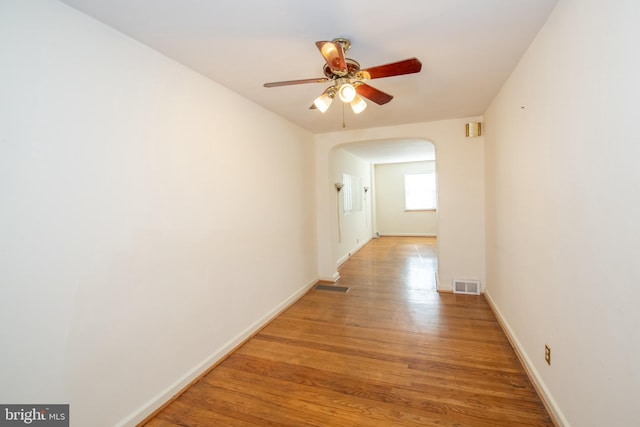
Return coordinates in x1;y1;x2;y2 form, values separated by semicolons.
342;173;362;215
404;172;436;210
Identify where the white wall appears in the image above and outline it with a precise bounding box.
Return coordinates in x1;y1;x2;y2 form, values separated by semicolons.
330;148;372;266
315;118;485;290
0;1;317;425
484;0;640;425
375;161;438;237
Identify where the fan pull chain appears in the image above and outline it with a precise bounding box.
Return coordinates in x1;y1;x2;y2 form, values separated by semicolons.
342;102;346;128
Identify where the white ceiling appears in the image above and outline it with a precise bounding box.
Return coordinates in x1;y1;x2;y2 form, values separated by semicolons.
58;0;557;162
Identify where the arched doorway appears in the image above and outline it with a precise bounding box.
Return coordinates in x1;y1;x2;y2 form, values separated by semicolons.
328;138;437;278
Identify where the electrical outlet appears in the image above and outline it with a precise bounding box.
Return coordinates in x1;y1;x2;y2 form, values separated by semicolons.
544;344;551;365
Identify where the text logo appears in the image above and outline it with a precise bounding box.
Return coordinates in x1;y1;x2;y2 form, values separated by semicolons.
0;405;68;426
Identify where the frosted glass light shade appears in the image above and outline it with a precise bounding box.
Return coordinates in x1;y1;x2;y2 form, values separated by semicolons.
350;95;367;114
313;93;333;113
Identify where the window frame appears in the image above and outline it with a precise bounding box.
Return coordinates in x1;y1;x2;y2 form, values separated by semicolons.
342;173;362;215
404;171;437;211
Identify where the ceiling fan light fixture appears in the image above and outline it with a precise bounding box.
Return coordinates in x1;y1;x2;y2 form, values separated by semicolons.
350;95;367;114
263;39;423;121
338;83;356;103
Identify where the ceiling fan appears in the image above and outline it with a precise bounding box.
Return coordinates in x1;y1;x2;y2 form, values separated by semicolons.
263;38;422;115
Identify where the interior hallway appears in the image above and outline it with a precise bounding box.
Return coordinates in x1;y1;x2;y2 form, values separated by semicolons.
143;237;552;426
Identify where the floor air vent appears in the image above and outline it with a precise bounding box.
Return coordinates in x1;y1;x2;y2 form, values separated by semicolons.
314;284;350;293
453;279;481;295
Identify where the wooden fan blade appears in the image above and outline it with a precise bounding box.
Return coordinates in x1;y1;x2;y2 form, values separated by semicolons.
316;41;347;74
359;58;422;80
356;83;393;105
264;77;329;88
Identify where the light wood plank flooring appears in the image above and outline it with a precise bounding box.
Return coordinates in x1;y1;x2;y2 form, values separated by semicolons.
143;236;552;426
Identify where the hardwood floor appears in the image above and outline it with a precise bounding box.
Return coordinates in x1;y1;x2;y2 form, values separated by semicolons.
143;237;552;426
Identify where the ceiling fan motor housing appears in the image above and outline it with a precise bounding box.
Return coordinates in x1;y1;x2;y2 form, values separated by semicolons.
323;58;361;79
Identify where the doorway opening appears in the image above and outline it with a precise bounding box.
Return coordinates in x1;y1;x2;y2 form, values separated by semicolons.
329;138;438;288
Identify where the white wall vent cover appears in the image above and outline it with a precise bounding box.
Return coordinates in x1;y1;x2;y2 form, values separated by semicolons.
453;279;481;295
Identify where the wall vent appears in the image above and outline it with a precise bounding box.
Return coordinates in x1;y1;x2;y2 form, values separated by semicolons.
453;279;481;295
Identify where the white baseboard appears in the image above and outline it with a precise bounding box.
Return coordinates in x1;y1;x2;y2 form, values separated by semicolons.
319;272;340;282
484;291;569;427
119;277;318;426
379;233;437;237
336;237;371;267
336;253;349;267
